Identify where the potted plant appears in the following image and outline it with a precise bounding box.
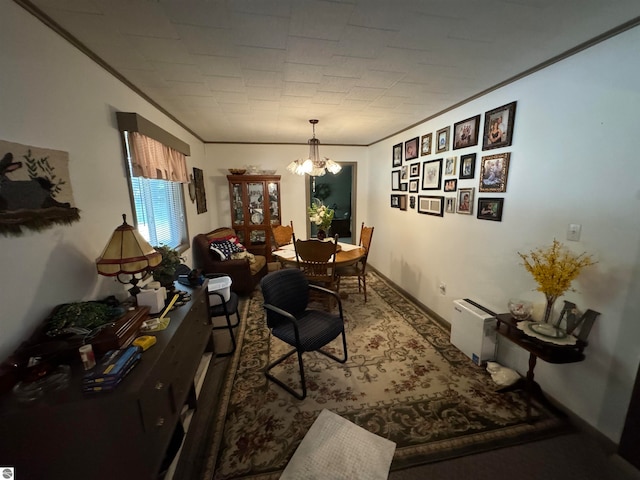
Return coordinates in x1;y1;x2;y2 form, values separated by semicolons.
152;245;182;290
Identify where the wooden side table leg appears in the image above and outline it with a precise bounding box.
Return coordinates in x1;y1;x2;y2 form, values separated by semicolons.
526;353;537;422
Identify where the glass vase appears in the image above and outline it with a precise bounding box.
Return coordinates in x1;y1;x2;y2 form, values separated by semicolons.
542;294;558;324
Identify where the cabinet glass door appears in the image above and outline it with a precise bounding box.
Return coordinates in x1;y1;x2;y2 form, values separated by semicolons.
247;182;264;225
231;183;244;226
267;181;280;225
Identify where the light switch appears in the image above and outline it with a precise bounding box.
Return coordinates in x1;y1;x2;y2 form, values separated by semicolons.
567;224;581;241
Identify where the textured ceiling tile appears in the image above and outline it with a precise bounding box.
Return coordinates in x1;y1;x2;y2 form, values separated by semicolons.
25;0;640;144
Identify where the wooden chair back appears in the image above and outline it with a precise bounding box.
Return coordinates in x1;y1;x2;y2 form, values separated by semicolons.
293;233;339;288
272;221;294;248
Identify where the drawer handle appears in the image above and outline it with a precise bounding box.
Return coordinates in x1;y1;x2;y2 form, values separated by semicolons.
155;381;164;390
156;417;165;427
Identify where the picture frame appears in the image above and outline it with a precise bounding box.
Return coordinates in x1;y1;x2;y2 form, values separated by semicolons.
401;165;408;180
444;156;457;176
459;153;476;179
405;137;419;160
453;114;481;150
417;195;444;217
390;194;399;208
445;197;456;213
409;196;416;209
421;133;432;156
477;197;504;221
400;183;408;191
482;101;517;150
421;158;442;190
457;187;474;214
479;153;510;192
409;162;420;177
398;194;408;211
409;179;419;193
393;143;403;166
443;178;457;192
436;126;450;153
391;169;401;191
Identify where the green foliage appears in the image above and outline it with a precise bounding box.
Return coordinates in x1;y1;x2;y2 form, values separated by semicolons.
152;245;182;286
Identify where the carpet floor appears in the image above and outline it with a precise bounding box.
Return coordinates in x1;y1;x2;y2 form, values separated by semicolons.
204;272;572;479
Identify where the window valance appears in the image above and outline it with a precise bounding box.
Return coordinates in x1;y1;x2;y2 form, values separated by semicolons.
129;132;188;183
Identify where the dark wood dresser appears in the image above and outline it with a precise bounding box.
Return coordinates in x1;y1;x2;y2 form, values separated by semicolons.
0;283;213;480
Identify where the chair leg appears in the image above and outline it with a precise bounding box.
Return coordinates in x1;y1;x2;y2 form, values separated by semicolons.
265;348;307;400
211;309;239;357
361;273;367;302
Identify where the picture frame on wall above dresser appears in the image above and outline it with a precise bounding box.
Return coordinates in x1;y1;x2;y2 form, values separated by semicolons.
421;133;432;156
453;114;480;149
479;153;510;193
404;137;419;160
436;126;450;153
392;143;403;167
459;153;476;179
482;101;517;150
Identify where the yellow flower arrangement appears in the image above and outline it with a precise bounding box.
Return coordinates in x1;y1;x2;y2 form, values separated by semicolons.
518;239;596;322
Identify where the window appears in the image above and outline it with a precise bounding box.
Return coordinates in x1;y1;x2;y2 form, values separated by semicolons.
130;176;186;248
123;131;188;250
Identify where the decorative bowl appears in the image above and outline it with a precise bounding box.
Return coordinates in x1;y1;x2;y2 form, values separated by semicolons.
508;298;533;321
261;169;277;175
228;168;246;175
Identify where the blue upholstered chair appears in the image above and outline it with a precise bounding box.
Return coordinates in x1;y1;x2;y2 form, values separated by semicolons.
260;268;348;399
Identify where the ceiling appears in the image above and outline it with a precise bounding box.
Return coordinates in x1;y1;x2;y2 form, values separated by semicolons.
18;0;640;145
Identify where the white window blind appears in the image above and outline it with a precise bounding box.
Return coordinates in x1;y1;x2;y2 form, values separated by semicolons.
124;132;187;250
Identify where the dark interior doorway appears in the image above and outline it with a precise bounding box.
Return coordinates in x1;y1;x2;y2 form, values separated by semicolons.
307;163;355;241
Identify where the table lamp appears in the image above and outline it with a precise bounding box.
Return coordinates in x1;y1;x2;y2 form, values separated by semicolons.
96;214;162;296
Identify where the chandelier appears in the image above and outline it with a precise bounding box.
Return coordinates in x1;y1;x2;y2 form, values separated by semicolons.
286;119;341;176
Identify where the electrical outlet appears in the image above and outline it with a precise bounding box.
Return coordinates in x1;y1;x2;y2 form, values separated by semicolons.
439;282;446;295
567;223;582;241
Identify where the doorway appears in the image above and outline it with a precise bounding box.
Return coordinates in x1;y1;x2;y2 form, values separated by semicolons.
306;163;356;242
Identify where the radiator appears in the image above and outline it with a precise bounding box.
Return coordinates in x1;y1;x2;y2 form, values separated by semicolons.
451;299;497;365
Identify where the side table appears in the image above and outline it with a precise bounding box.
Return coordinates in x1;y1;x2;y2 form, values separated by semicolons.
495;313;587;421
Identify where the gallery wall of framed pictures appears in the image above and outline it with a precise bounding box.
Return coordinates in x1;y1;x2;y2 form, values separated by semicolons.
389;101;516;223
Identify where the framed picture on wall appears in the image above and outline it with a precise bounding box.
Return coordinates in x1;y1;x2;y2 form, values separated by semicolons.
443;178;457;192
421;158;442;190
457;187;474;214
398;195;408;211
410;196;416;209
417;195;444;216
409;162;420;177
391;194;399;208
391;169;401;190
421;133;432;156
409;179;419;193
405;137;419;160
459;153;476;179
479;152;510;192
436;126;450;153
453;114;480;150
444;156;457;176
482;101;517;150
393;143;403;167
477;197;504;221
445;197;456;213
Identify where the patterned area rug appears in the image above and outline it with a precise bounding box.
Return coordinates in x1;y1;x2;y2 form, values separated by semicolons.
204;273;569;479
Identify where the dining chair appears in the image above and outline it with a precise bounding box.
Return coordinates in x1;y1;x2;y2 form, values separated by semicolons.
336;223;375;302
292;233;339;292
271;221;294;249
260;268;347;399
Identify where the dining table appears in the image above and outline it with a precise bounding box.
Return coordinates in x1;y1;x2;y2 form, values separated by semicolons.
272;241;366;268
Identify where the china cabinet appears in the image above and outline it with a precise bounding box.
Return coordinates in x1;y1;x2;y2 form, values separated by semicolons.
227;175;281;261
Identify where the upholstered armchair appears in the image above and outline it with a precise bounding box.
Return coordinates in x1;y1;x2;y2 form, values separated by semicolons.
192;227;268;295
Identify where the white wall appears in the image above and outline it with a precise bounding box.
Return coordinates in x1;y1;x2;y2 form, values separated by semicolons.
366;26;640;442
0;3;211;360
